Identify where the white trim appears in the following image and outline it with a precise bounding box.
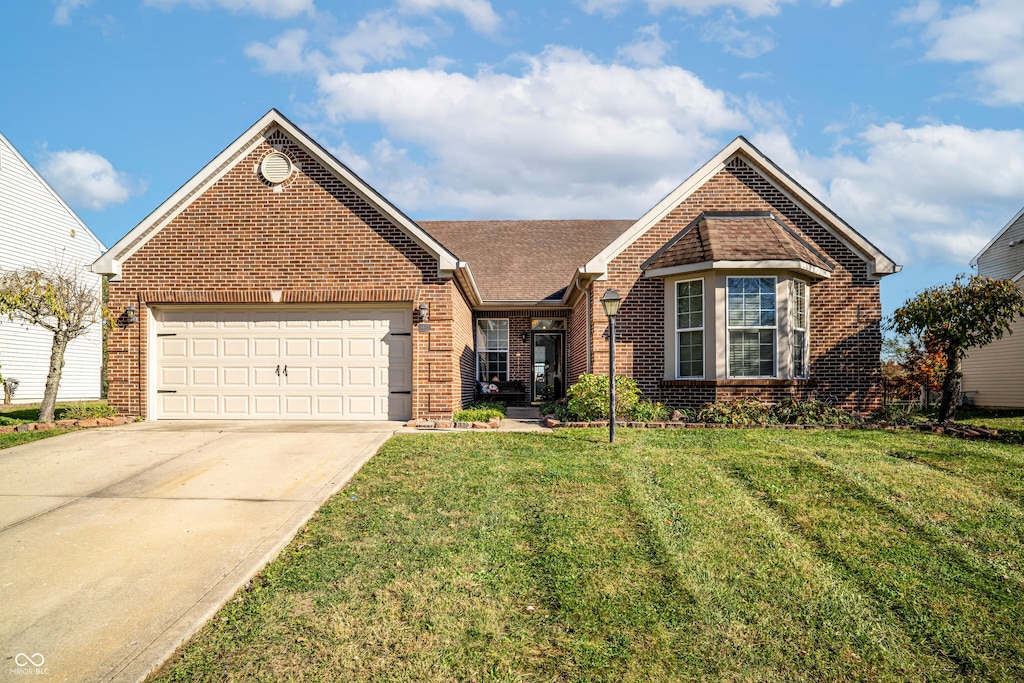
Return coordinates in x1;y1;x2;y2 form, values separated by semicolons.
0;131;107;253
92;109;460;278
726;275;778;379
971;205;1024;267
792;279;809;379
584;137;899;279
644;259;832;280
674;277;705;379
1012;268;1024;283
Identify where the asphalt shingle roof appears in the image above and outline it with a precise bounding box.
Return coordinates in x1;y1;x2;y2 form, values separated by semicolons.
643;212;833;274
420;219;635;302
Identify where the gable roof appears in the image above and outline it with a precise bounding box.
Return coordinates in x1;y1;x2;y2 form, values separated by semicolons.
92;109;461;279
0;131;107;262
970;205;1024;268
582;136;900;280
422;219;633;304
642;211;833;278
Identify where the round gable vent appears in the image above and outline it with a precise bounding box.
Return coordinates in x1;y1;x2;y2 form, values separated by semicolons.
260;151;293;184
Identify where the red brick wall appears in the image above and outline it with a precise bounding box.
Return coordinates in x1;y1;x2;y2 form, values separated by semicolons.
567;288;591;385
591;156;884;412
107;129;462;420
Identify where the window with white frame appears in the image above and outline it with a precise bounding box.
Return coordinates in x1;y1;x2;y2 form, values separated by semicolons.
676;278;704;378
476;319;509;381
727;276;777;377
792;280;808;378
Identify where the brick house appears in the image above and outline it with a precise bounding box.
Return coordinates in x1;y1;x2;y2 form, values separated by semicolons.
93;110;900;421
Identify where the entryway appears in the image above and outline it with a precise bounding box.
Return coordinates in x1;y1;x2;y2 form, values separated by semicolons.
531;319;565;403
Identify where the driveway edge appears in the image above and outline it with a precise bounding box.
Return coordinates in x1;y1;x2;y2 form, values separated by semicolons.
105;429;396;683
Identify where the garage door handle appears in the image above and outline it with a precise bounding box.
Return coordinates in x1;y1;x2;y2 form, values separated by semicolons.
275;364;280;376
283;365;288;377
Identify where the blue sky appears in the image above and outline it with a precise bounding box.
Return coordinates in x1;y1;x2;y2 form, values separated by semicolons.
5;0;1024;316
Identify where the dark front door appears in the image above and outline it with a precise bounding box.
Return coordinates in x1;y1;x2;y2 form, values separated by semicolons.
532;332;565;402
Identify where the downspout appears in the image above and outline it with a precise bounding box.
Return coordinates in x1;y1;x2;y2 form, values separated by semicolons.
574;276;592;373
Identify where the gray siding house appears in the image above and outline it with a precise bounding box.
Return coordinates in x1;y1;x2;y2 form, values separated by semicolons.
962;207;1024;408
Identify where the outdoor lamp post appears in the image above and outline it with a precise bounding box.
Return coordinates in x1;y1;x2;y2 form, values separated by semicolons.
600;289;622;443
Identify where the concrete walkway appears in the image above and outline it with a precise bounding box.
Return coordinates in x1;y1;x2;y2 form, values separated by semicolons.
0;421;399;683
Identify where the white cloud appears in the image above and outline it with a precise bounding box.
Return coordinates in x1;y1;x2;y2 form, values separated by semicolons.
906;0;1024;104
579;0;794;18
53;0;88;25
329;13;432;71
314;46;749;217
144;0;314;19
245;29;313;74
617;24;671;66
39;150;143;211
701;11;775;57
397;0;500;33
753;123;1024;267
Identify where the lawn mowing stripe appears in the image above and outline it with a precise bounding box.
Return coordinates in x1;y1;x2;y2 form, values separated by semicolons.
619;444;952;682
711;435;1024;680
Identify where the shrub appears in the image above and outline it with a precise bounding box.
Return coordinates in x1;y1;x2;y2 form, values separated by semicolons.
869;403;919;425
55;402;117;420
697;398;774;425
453;399;506;423
629;400;671;423
773;398;857;425
565;373;640;422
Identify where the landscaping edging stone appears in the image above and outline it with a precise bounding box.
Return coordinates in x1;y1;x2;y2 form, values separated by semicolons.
406;417;502;431
0;415;136;434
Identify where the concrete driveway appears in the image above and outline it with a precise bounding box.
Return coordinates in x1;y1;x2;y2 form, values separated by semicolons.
0;421;400;683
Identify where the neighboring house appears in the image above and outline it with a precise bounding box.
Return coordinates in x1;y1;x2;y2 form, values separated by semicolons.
93;110;900;421
0;132;106;403
962;208;1024;408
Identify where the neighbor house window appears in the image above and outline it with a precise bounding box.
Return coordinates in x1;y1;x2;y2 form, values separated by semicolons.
676;278;704;378
727;276;777;377
792;280;808;378
477;319;509;381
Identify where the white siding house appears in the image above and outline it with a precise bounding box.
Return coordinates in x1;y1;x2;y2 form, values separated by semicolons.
0;132;106;403
962;207;1024;408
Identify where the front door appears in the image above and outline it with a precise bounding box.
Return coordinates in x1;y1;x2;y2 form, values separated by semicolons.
532;331;565;402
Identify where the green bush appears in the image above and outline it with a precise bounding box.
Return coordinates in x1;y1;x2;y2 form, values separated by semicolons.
565;373;640;422
453;399;506;423
698;398;775;425
869;403;919;425
629;400;671;422
56;402;117;420
774;398;857;425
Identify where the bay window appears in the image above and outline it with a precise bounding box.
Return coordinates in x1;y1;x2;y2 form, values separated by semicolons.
727;276;777;378
676;278;704;378
792;280;808;378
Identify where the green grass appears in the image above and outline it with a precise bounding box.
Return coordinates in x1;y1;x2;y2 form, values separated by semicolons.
0;400;114;424
150;429;1024;682
0;428;72;449
955;407;1024;445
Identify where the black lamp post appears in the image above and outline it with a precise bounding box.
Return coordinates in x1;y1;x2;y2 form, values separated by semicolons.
600;289;621;443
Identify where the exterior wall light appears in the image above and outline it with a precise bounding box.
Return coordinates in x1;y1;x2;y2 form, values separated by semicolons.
600;289;622;443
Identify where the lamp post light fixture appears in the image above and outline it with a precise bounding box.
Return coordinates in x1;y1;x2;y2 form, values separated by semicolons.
600;289;622;443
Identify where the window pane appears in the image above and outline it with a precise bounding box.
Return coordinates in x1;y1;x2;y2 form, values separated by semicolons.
678;330;703;378
729;330;776;377
477;319;508;351
793;329;807;378
727;277;776;329
676;279;703;330
793;280;807;330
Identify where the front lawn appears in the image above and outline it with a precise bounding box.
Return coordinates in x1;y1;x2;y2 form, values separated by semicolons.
151;429;1024;682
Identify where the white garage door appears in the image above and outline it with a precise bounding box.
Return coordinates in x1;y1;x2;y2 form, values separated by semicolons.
153;306;412;420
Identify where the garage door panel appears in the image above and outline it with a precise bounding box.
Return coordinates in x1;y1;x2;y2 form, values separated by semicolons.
222;396;251;416
346;337;376;359
253;338;280;357
283;338;312;358
191;367;219;387
155;306;411;420
222;338;249;358
191;338;219;358
283;366;312;387
160;366;188;387
160;338;188;358
222;367;250;386
191;395;220;415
